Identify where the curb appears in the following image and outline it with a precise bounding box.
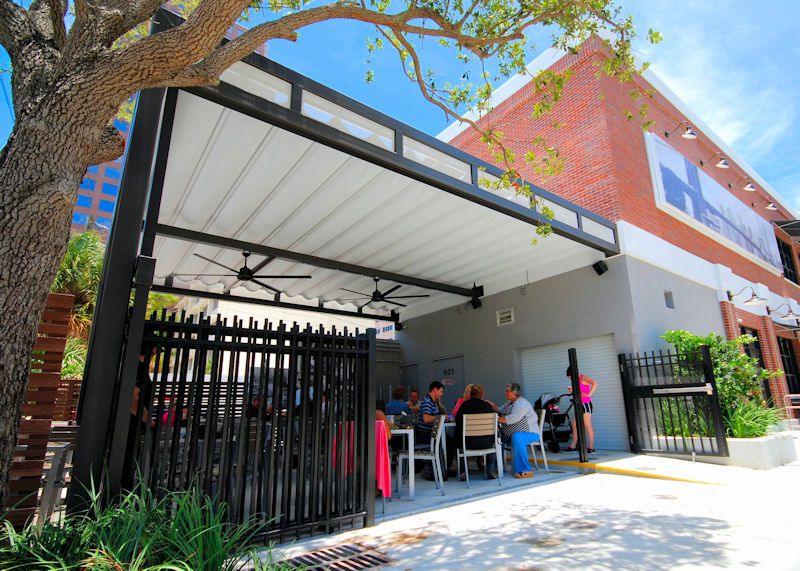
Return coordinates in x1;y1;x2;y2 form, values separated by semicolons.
544;458;718;485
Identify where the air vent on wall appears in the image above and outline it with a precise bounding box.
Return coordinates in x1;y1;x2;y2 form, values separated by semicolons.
497;307;515;327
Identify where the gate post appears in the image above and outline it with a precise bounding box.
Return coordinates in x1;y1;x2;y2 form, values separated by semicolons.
701;346;730;457
618;354;638;452
67;88;167;512
567;348;588;463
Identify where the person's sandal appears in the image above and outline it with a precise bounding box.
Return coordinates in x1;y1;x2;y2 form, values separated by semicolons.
513;472;533;479
565;446;578;452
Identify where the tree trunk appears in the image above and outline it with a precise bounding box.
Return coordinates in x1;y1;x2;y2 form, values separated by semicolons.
0;99;118;512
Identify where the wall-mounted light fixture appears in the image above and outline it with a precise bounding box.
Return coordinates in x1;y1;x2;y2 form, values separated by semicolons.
700;151;729;169
768;303;800;320
766;202;779;211
726;286;768;306
664;120;697;140
731;177;758;192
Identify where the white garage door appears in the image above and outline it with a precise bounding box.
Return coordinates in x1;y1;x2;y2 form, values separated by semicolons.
520;334;629;451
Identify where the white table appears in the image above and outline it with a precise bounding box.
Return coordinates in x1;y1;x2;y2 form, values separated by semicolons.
392;428;415;499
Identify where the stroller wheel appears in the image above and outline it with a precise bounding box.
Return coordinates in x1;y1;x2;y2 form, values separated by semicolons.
548;441;561;453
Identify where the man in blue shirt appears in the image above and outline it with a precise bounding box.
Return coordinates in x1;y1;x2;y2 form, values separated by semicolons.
416;381;445;446
386;387;411;416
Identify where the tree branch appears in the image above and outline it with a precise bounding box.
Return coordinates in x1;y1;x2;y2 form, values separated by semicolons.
28;0;68;49
159;4;528;88
0;0;31;58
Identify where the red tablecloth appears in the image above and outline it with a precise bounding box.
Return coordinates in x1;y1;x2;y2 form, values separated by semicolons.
375;421;392;498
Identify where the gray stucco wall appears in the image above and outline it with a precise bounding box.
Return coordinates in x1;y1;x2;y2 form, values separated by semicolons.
397;255;724;406
625;257;725;349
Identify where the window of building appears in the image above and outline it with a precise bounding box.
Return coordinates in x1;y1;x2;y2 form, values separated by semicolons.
741;327;771;403
75;195;92;208
102;182;118;196
96;216;113;228
80;178;95;190
99;199;115;213
113;118;129;132
105;166;121;179
778;240;798;285
777;336;800;394
664;291;675;309
86;165;99;174
72;212;89;226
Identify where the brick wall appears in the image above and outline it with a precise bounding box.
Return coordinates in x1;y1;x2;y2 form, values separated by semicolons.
719;300;790;405
447;37;800;301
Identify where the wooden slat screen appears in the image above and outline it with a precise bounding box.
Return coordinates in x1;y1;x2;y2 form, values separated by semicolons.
7;293;74;528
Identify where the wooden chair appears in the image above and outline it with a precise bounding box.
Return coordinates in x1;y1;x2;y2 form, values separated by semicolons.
457;413;502;488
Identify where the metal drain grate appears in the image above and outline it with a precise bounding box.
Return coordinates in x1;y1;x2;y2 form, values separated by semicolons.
285;543;392;570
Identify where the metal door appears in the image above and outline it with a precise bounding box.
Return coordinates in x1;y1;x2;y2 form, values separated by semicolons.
432;355;465;410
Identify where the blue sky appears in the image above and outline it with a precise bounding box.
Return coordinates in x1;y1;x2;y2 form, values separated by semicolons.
1;1;798;211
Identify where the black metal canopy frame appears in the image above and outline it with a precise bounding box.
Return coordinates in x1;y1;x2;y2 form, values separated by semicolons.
68;7;619;517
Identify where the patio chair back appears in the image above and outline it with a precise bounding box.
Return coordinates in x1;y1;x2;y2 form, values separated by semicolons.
430;414;446;454
463;412;498;443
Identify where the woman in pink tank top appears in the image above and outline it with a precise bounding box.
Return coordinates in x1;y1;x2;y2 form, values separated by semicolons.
565;366;598;453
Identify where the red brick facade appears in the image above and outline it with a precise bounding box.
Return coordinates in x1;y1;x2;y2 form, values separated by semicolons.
448;36;799;400
448;36;800;300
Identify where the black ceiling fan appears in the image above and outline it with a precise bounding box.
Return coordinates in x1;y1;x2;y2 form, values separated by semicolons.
169;251;312;294
340;277;430;308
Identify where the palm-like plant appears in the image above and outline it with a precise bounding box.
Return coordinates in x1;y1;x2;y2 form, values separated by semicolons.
51;230;105;339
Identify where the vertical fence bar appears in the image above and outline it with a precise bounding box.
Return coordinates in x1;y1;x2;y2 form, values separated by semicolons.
365;329;377;527
702;346;729;457
567;348;587;463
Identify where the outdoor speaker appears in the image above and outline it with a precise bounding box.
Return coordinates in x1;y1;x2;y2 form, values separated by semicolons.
592;260;609;276
469;297;482;310
395;321;404;332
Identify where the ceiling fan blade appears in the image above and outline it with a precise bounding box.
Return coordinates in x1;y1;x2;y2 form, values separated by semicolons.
193;253;239;273
250;278;282;295
339;297;371;301
383;300;407;308
383;294;431;299
341;288;371;297
169;273;236;277
359;300;373;310
251;274;313;279
382;284;402;296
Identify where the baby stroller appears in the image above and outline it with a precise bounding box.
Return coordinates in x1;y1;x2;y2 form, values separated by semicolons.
534;393;573;453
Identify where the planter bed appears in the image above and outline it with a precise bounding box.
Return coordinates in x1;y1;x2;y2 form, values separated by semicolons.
651;431;796;470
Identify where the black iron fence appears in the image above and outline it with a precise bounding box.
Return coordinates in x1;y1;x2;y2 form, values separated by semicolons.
127;312;375;540
619;347;728;457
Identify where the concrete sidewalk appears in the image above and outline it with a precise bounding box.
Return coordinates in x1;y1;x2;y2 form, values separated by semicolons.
272;451;800;570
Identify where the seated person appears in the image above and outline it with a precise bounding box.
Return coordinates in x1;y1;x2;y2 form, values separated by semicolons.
386;387;411;416
497;383;540;479
415;381;445;446
407;389;421;424
375;409;392;439
450;384;474;418
455;384;498;480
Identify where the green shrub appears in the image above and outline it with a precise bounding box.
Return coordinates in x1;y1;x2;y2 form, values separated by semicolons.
662;330;783;439
0;485;284;570
658;398;713;438
724;400;784;439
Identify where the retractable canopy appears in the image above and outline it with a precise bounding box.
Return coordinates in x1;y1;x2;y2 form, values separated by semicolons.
138;49;618;321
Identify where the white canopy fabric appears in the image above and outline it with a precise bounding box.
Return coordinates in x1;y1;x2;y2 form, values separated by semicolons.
149;71;614;321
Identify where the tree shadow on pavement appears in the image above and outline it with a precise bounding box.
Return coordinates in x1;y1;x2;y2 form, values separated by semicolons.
380;501;731;570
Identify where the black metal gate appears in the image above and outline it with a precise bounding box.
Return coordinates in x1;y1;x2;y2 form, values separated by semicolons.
127;312;375;540
619;347;728;457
